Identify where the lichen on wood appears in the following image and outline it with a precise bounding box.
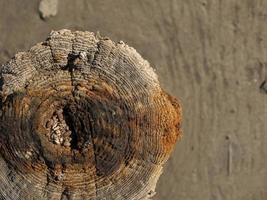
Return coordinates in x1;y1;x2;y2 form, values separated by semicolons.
0;29;182;200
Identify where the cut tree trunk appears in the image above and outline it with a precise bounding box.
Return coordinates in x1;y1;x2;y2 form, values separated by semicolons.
0;30;182;200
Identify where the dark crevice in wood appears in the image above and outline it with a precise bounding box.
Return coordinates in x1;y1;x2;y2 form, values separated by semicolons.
62;106;78;150
60;188;71;200
61;102;94;151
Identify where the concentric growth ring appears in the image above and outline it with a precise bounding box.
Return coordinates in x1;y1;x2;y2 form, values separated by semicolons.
0;30;182;200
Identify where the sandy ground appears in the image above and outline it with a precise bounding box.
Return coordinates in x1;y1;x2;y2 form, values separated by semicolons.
1;0;267;199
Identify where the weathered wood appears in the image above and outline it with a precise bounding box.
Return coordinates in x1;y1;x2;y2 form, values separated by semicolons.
0;30;181;200
2;1;267;199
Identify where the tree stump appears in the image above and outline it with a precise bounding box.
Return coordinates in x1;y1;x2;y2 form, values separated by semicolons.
0;30;182;200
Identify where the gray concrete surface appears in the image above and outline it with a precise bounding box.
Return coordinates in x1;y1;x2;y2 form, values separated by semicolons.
1;0;267;199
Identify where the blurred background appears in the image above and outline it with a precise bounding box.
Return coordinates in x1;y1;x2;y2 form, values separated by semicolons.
1;0;267;199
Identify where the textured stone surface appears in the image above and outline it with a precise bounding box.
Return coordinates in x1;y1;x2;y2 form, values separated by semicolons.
0;0;267;200
39;0;58;19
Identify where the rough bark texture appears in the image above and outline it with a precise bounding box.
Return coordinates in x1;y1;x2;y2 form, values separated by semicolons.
0;30;181;200
0;1;267;200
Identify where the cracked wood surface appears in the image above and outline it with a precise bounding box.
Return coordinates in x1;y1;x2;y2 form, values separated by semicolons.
0;30;181;200
1;0;267;200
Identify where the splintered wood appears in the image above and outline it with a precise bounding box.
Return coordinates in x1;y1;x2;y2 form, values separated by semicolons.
0;30;182;200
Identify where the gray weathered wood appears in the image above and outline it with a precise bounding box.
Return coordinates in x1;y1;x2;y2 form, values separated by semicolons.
0;30;181;200
1;1;267;199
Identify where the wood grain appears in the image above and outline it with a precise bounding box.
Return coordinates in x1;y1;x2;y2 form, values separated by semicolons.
0;30;181;200
1;0;267;199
